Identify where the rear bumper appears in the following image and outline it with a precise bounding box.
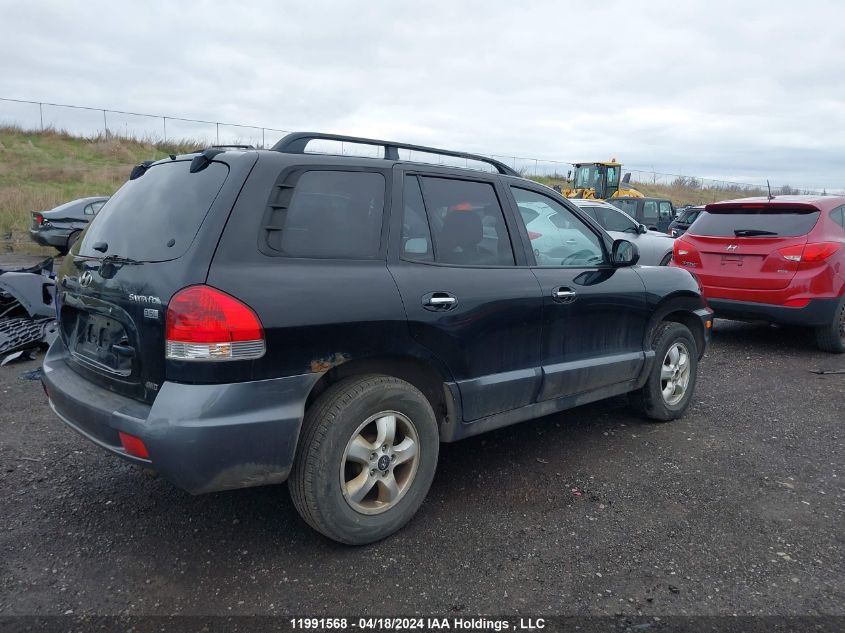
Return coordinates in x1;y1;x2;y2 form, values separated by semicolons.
708;297;839;327
42;339;320;494
29;228;71;248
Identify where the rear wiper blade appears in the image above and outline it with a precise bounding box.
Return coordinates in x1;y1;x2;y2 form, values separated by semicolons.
100;254;143;265
734;229;778;237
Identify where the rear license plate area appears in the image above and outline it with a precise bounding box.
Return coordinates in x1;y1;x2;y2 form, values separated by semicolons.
70;312;133;376
720;254;745;266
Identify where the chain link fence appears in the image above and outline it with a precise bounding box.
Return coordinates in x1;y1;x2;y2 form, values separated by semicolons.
0;97;831;197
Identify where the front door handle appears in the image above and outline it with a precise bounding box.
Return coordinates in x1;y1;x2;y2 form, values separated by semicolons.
423;292;458;311
552;287;576;303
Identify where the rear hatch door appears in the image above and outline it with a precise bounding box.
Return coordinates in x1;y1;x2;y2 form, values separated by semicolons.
57;154;253;404
683;202;821;290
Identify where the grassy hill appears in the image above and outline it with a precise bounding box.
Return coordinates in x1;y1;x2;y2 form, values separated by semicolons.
0;126;761;247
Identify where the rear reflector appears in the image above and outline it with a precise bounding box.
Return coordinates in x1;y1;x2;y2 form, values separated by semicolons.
527;231;543;240
119;431;150;459
783;298;811;308
166;285;265;361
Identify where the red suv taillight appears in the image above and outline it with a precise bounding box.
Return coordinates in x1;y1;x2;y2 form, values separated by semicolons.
672;238;702;268
777;242;840;266
165;285;265;361
34;213;44;226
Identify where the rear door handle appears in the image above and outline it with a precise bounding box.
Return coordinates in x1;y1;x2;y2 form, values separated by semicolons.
423;292;458;311
552;287;576;303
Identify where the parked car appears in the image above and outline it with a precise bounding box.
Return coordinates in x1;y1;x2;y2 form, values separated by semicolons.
668;205;705;238
29;196;109;254
671;195;845;352
608;197;676;233
569;199;675;265
43;133;712;544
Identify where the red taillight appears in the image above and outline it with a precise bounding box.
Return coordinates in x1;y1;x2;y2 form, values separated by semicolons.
35;213;44;226
119;431;150;459
672;238;701;267
777;242;840;265
165;285;265;361
527;231;543;240
801;242;840;262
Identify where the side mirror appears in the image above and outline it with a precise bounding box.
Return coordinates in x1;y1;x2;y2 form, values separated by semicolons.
611;239;639;267
637;223;648;234
404;238;429;255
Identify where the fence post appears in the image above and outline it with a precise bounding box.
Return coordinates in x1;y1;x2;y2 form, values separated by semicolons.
39;102;43;131
103;110;107;136
216;122;219;144
261;128;265;149
162;117;167;143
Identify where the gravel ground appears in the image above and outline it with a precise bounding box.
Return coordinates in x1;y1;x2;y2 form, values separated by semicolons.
0;320;842;617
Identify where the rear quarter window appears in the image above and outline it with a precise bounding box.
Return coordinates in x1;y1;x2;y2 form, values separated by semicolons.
690;207;821;237
264;170;385;259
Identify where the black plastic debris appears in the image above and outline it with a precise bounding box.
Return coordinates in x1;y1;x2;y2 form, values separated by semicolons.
0;261;58;365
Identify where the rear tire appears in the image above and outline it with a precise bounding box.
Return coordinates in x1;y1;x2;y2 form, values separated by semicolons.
630;322;698;421
814;295;845;353
659;252;672;266
289;375;439;545
65;230;81;254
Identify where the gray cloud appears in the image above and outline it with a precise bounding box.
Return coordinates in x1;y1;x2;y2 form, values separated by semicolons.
1;0;843;191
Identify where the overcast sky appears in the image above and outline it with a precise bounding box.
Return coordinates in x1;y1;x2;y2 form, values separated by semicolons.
1;0;843;191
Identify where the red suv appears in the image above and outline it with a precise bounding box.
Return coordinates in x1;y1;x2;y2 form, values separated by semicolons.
671;195;845;353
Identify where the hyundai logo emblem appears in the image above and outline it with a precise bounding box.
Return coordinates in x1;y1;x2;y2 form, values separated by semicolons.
79;271;94;287
725;244;738;251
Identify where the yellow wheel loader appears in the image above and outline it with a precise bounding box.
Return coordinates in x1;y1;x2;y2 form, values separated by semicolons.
562;160;644;200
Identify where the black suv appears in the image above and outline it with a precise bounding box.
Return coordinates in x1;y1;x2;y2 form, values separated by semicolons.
43;133;712;544
668;205;704;238
608;197;676;233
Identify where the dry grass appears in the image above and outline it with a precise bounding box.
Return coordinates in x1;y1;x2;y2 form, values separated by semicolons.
0;125;772;243
0;125;203;239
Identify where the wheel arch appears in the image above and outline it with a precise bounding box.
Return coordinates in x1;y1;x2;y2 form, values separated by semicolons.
305;353;456;428
646;292;707;358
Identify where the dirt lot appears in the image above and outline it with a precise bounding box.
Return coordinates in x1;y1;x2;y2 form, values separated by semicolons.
0;320;842;617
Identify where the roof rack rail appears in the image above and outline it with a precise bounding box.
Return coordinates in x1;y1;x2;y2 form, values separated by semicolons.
211;144;255;150
271;132;520;177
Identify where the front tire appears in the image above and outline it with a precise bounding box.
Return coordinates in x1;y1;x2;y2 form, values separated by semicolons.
289;375;439;545
630;322;698;421
65;230;81;254
814;294;845;353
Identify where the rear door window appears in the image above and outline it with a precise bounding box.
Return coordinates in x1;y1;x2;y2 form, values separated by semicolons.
79;160;229;262
691;207;821;237
419;177;514;266
268;170;386;259
658;201;673;220
400;176;434;262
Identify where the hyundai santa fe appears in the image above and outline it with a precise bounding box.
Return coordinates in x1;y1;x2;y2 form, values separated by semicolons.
671;195;845;352
42;133;712;544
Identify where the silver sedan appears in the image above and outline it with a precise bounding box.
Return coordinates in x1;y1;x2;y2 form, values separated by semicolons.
570;199;675;266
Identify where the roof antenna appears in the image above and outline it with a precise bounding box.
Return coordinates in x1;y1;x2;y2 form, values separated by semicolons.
767;179;775;201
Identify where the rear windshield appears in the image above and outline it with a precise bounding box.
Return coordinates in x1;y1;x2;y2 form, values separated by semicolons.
690;207;820;237
78;160;229;262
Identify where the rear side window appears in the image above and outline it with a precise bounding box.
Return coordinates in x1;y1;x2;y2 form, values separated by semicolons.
643;201;659;224
419;177;514;266
400;176;434;262
79;160;228;262
608;198;638;218
268;171;385;259
690;207;821;237
831;206;845;231
659;201;673;219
